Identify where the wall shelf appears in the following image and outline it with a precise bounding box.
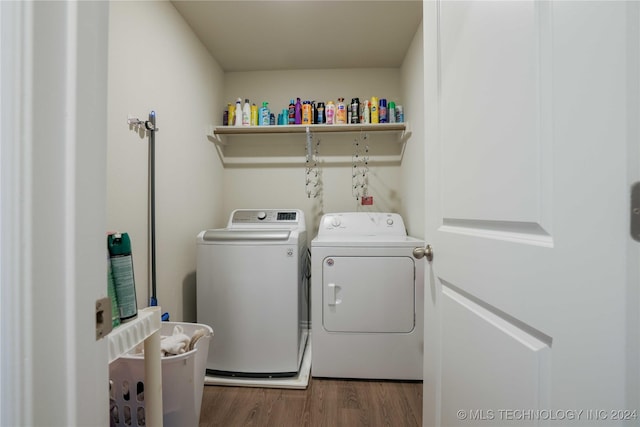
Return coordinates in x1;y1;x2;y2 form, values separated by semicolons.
207;122;410;166
212;122;407;138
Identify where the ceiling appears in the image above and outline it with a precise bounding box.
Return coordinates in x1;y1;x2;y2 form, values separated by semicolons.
171;0;423;72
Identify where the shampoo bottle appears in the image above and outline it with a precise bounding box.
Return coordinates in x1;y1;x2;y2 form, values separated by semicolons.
317;102;325;124
302;101;312;124
242;98;251;126
288;99;296;125
350;98;360;124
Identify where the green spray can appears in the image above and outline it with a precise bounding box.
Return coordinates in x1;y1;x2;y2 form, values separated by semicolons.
106;256;121;328
108;232;138;322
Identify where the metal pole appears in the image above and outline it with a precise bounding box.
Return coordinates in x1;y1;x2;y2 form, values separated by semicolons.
148;110;157;305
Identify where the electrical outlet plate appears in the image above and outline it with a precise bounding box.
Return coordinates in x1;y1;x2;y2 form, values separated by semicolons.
95;297;113;340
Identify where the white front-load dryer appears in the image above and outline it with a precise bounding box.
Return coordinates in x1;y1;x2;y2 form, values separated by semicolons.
311;212;424;380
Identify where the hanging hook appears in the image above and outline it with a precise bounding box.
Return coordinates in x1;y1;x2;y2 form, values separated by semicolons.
127;114;158;132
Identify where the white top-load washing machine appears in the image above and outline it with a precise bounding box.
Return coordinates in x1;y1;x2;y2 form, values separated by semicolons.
311;212;424;380
196;209;308;377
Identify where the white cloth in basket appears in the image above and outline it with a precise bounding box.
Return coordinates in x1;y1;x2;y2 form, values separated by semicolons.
161;324;191;356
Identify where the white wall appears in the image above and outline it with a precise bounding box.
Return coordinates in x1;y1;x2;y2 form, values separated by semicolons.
107;1;224;321
400;21;425;238
222;69;404;237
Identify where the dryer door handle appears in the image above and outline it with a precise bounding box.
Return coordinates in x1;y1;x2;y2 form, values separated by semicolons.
327;283;341;305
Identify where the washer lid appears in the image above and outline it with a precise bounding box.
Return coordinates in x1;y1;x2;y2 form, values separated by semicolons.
200;229;292;242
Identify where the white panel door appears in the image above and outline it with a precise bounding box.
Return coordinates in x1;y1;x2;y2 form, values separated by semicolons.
423;1;639;426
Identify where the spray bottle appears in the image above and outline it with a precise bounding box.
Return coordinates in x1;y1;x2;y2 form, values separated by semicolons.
108;232;138;322
106;255;120;328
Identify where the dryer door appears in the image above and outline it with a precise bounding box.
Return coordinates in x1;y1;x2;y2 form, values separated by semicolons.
322;256;415;333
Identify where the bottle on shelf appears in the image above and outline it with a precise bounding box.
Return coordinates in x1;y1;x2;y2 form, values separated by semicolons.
295;98;302;125
228;103;235;126
242;99;251;126
370;96;379;124
259;102;270;126
234;98;242;126
311;101;317;124
379;98;387;123
350;98;360;124
302;101;312;124
336;97;347;124
251;103;258;126
223;103;231;126
325;101;336;124
317;102;325;124
363;100;370;124
288;99;296;125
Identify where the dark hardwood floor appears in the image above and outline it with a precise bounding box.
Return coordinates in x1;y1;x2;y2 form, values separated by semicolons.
199;378;422;427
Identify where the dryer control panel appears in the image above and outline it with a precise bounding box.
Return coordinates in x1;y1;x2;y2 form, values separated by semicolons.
317;212;407;237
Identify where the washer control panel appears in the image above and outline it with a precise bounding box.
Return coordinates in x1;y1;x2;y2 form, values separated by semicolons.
229;209;302;227
317;212;406;237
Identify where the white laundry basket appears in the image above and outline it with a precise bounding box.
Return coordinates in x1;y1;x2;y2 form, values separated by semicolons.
109;322;213;427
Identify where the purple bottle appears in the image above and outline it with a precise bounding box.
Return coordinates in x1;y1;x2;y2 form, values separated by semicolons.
295;97;302;125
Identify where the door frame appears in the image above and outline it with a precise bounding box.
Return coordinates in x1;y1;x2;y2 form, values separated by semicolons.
0;1;109;425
